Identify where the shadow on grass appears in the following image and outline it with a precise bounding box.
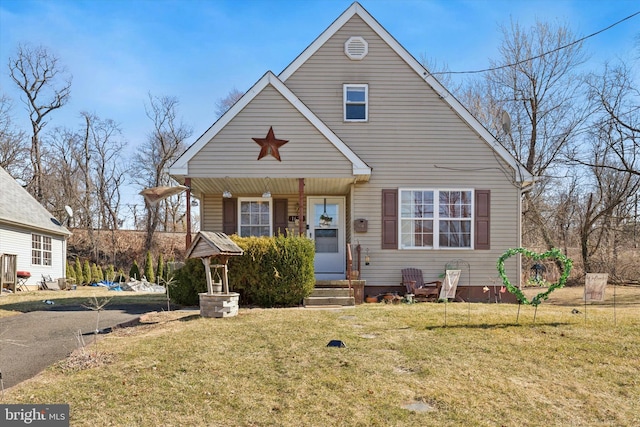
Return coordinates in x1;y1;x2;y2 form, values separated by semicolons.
80;311;199;336
424;321;570;330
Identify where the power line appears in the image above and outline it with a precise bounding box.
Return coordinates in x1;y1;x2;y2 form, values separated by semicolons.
431;10;640;76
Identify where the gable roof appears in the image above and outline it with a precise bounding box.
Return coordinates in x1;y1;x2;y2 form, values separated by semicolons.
170;71;371;178
0;166;71;237
185;231;244;259
278;2;534;184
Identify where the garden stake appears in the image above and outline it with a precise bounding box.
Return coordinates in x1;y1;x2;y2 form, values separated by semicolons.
516;302;521;324
443;299;447;327
584;292;588;325
467;286;471;324
614;282;617;326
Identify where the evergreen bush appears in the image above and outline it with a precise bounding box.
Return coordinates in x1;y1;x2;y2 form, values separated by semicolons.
171;234;315;308
156;253;164;283
105;265;116;282
144;251;155;283
75;259;84;285
66;262;75;282
172;258;206;305
230;234;315;307
129;260;140;280
83;260;92;284
91;263;103;283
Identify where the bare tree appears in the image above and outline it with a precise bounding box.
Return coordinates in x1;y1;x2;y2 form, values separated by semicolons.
46;126;82;223
215;88;244;119
461;19;589;249
0;94;28;177
45;113;126;264
576;141;639;274
7;43;72;202
134;93;192;252
572;61;639;177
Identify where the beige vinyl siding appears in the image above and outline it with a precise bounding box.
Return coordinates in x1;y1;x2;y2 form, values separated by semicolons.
188;85;353;179
202;194;306;235
285;15;521;287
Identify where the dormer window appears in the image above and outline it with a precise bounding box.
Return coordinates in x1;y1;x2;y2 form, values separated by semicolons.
344;84;368;122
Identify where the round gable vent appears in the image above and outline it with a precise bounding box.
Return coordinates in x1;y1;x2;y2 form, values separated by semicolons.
345;36;368;60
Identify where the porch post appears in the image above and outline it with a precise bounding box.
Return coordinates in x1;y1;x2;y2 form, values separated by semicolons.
185;177;192;250
298;178;305;236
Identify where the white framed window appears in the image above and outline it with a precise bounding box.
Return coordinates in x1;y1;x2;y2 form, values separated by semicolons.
344;84;368;122
32;234;52;266
400;189;473;249
239;198;272;237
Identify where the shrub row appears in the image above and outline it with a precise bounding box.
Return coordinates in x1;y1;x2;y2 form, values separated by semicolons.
66;250;171;285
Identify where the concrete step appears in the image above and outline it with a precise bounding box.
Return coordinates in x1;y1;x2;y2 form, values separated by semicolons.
309;287;351;298
303;296;355;307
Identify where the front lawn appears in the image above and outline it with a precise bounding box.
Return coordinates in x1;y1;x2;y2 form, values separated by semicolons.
2;286;639;426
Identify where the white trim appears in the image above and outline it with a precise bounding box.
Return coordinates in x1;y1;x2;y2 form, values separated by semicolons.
31;233;53;266
170;71;371;178
238;197;272;237
343;84;368;122
278;2;533;184
398;188;474;250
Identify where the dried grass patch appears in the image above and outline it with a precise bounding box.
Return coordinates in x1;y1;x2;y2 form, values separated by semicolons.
2;286;639;426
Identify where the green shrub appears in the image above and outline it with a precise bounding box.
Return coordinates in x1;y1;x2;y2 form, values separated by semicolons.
75;259;84;285
144;251;155;283
66;262;75;282
171;234;315;308
172;258;206;305
230;234;315;307
91;263;103;283
129;260;140;280
156;253;164;283
83;260;92;284
105;265;116;282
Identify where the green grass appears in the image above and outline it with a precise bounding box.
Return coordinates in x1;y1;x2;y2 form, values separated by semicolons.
2;286;639;426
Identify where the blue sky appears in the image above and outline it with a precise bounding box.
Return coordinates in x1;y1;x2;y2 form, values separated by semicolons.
1;0;639;207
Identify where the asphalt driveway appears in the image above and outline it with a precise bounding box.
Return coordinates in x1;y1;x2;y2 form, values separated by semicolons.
0;301;169;389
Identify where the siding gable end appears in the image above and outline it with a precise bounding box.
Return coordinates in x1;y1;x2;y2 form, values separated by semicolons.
170;72;370;179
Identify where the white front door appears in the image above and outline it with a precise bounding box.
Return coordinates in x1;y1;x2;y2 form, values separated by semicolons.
308;197;345;280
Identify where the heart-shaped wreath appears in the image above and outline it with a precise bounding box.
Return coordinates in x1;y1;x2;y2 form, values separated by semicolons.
497;247;573;306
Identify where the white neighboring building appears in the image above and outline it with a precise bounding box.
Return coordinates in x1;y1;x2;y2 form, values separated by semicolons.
0;166;71;289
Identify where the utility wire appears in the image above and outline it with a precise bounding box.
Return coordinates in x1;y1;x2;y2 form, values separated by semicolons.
431;11;640;75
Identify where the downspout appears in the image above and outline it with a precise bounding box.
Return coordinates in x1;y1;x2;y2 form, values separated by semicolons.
298;178;305;236
185;177;192;250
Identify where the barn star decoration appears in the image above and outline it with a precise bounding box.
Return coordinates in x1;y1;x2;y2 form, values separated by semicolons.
253;126;288;161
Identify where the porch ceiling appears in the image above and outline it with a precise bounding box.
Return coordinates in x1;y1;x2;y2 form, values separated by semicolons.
188;177;368;198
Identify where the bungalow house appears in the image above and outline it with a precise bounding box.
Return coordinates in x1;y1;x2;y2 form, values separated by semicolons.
169;2;534;301
0;166;71;291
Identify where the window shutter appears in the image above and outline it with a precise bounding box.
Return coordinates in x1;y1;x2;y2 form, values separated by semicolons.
475;190;490;250
222;198;237;235
381;189;398;249
273;199;288;235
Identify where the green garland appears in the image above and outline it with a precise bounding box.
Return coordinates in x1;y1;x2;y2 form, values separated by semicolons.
497;247;573;306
